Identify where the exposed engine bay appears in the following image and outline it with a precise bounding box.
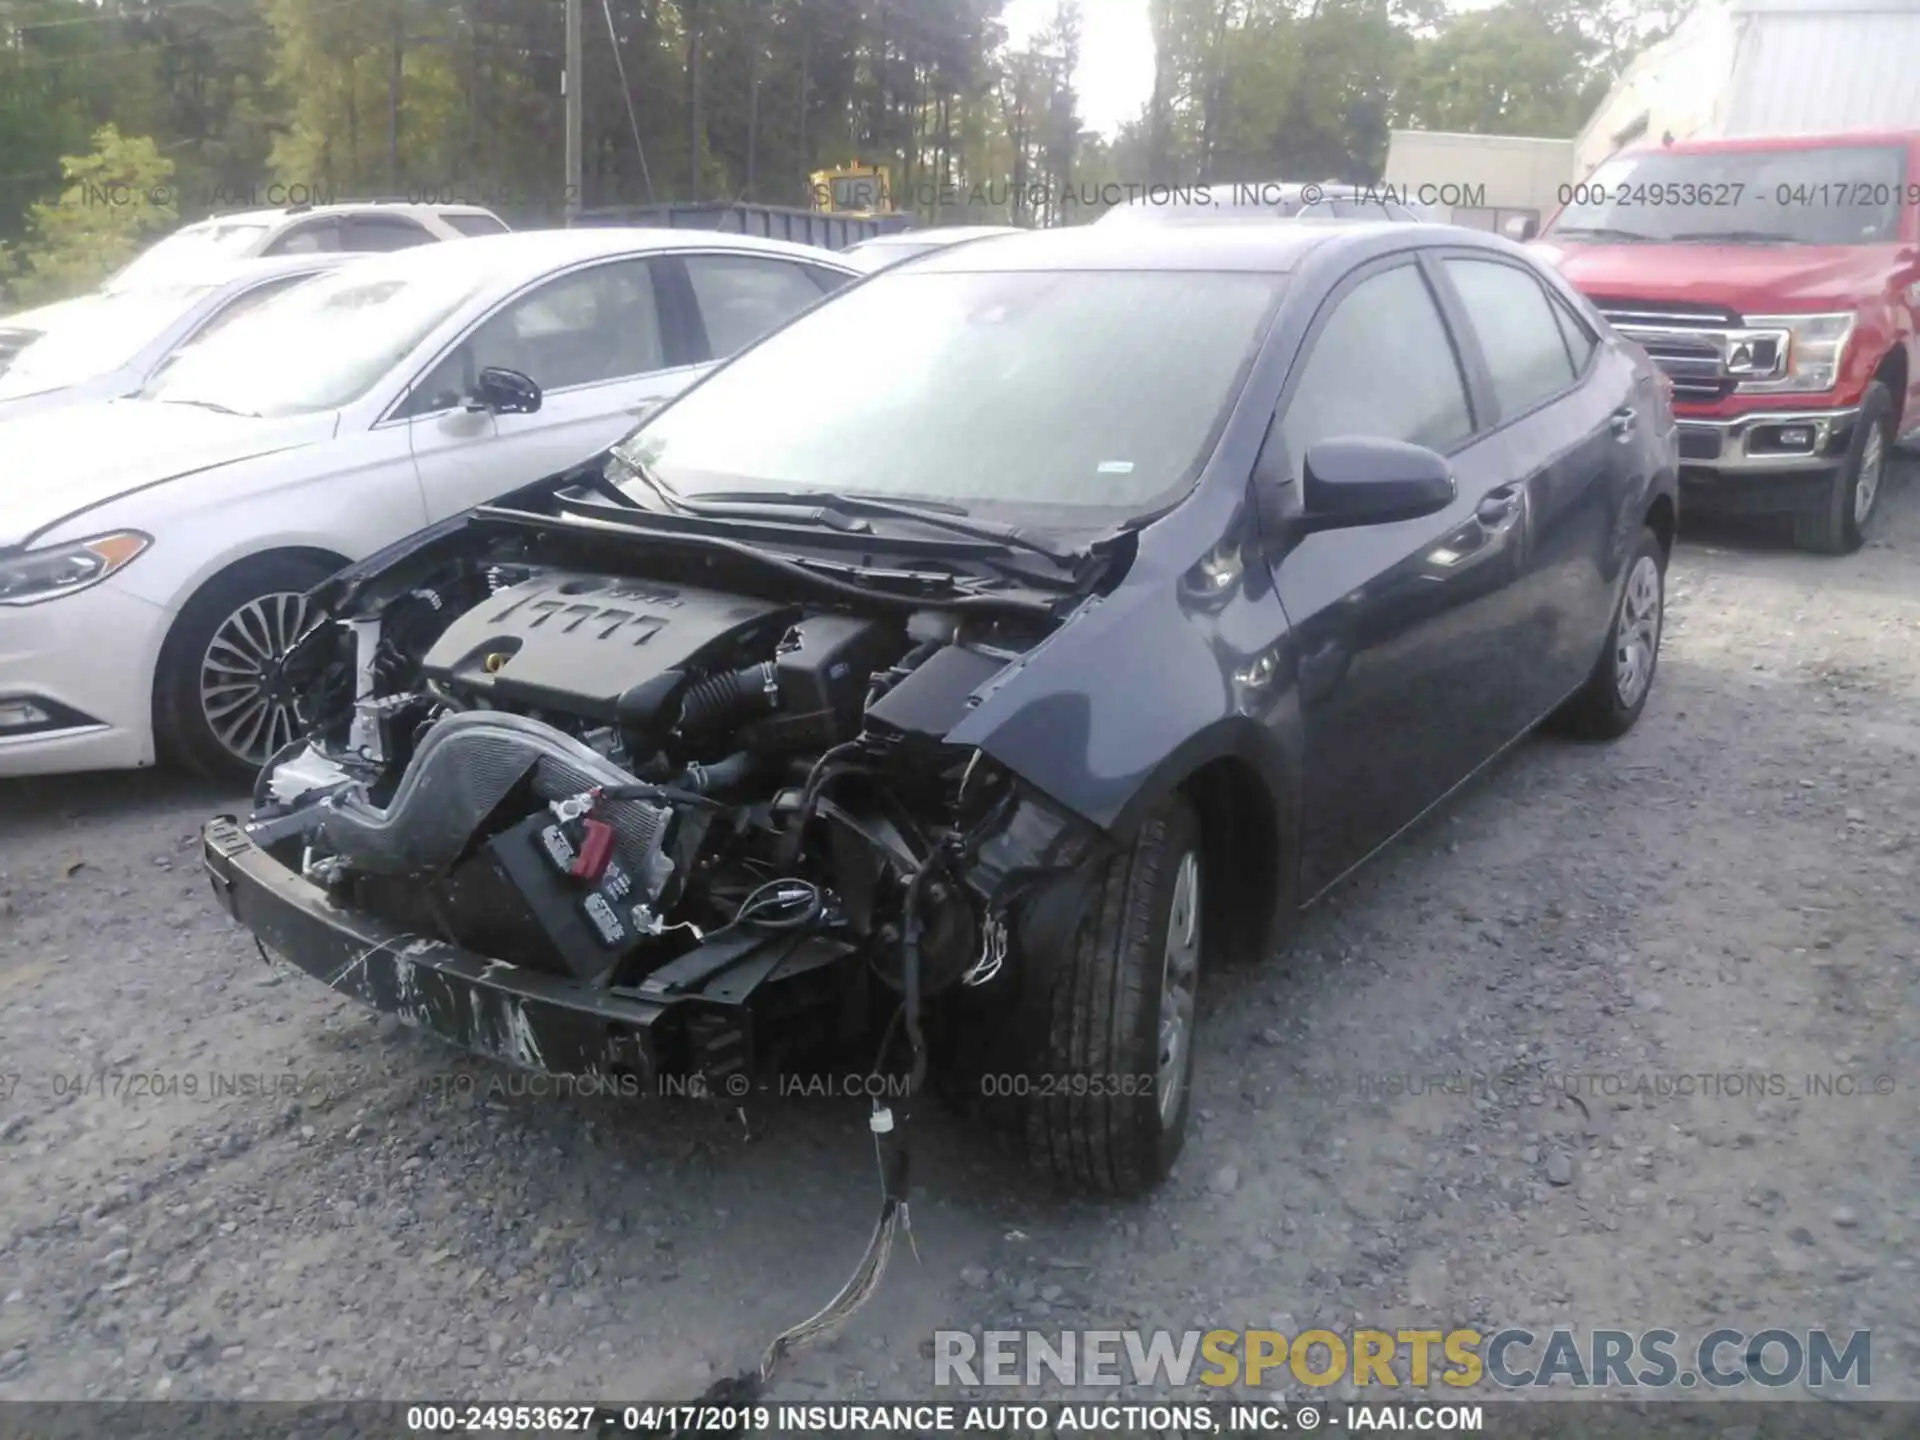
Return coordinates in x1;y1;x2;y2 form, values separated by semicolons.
242;530;1106;1094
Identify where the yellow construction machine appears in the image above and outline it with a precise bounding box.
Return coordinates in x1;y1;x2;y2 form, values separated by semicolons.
809;164;893;216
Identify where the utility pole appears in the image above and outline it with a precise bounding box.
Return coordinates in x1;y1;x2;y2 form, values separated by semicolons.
564;0;583;224
387;1;403;194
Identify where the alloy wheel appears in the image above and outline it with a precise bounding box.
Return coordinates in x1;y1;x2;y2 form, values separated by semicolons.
1854;423;1885;528
199;592;311;766
1156;849;1202;1128
1613;555;1663;710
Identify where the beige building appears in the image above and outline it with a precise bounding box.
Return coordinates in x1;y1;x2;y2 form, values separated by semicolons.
1383;130;1575;239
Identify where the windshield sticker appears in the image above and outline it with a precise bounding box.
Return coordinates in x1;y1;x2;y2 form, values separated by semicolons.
1098;461;1136;474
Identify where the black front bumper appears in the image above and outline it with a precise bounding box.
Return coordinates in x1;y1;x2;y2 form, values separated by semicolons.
1678;460;1841;517
1675;410;1856;517
202;817;849;1083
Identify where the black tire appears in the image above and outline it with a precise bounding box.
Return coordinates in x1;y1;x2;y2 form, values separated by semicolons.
154;554;334;783
1793;380;1893;555
1022;794;1204;1196
1555;526;1666;741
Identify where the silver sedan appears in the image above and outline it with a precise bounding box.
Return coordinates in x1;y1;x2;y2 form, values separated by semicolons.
0;253;349;420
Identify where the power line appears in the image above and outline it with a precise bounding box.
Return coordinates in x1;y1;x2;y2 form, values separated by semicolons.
598;0;655;203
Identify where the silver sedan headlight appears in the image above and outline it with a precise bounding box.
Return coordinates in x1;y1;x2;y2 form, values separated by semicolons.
0;531;152;606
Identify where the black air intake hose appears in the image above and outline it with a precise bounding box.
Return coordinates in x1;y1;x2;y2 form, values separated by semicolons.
678;662;779;733
675;751;753;794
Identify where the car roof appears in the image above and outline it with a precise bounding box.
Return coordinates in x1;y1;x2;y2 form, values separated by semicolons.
196;251;356;282
300;226;858;300
1100;180;1430;225
564;227;860;264
188;201;502;227
1108;180;1321;210
104;251;355;294
855;226;1026;247
907;217;1478;274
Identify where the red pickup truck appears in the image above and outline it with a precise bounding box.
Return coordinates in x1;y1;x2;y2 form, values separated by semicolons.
1533;130;1920;553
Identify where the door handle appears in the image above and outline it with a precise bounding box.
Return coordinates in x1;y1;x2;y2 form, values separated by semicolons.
1476;487;1522;527
1610;406;1638;439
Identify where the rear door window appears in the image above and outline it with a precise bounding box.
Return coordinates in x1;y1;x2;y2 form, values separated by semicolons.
265;219;342;255
1549;293;1599;374
441;212;509;237
1442;258;1579;420
342;215;437;252
684;254;834;358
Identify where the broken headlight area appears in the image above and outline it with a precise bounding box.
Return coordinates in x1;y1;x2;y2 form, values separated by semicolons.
214;546;1100;1096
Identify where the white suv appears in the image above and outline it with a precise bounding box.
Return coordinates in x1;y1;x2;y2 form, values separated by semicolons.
108;202;508;291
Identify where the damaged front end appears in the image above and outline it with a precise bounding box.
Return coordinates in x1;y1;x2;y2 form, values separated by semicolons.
202;493;1111;1102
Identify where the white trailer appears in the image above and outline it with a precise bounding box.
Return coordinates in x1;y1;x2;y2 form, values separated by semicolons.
1576;0;1920;179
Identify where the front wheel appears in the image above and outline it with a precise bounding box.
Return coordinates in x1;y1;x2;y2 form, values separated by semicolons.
1553;526;1666;741
1794;380;1892;555
1021;794;1205;1196
154;555;335;782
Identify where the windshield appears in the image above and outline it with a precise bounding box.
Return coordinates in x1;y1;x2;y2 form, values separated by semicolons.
140;259;485;417
1547;144;1908;245
110;222;272;289
616;268;1285;521
0;286;214;399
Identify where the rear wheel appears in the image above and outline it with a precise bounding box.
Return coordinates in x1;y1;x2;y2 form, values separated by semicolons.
1793;381;1892;555
155;555;333;782
1022;794;1204;1196
1554;526;1666;741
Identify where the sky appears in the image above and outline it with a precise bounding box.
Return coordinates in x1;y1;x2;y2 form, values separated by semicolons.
1003;0;1505;138
1002;0;1157;138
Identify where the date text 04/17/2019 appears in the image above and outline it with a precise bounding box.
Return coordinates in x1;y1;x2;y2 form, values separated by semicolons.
416;1403;1488;1434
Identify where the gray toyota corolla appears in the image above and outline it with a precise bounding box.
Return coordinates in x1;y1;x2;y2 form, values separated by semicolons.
207;219;1679;1197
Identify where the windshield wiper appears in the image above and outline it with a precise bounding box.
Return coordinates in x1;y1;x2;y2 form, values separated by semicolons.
609;453;1082;565
693;489;1084;565
1547;226;1655;243
1668;229;1798;244
566;456;643;509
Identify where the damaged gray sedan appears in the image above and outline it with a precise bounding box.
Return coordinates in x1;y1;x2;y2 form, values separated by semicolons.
205;221;1676;1197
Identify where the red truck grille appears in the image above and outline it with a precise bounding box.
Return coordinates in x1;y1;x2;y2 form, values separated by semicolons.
1595;299;1764;405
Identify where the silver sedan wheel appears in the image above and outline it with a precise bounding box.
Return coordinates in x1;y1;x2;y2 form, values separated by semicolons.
199;592;311;766
1614;554;1663;710
1157;849;1202;1128
1854;423;1885;527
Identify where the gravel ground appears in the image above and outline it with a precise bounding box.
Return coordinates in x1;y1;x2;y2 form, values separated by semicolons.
2;467;1917;1407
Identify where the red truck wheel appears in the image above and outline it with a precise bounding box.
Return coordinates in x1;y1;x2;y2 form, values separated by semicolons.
1794;381;1893;555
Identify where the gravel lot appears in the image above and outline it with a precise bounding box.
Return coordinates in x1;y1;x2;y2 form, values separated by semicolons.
2;468;1917;1407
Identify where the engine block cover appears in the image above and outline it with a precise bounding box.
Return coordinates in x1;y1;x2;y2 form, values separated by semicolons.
421;571;796;720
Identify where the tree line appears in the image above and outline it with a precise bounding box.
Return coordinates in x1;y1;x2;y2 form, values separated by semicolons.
0;0;1691;303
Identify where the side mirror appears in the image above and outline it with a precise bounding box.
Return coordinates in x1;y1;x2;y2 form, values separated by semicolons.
1518;217;1540;242
472;366;542;415
1300;437;1455;532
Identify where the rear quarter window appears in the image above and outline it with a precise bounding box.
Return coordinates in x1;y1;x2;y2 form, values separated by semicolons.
442;212;509;237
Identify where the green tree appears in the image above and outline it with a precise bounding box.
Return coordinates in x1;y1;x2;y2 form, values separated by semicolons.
1397;0;1603;137
8;124;177;303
